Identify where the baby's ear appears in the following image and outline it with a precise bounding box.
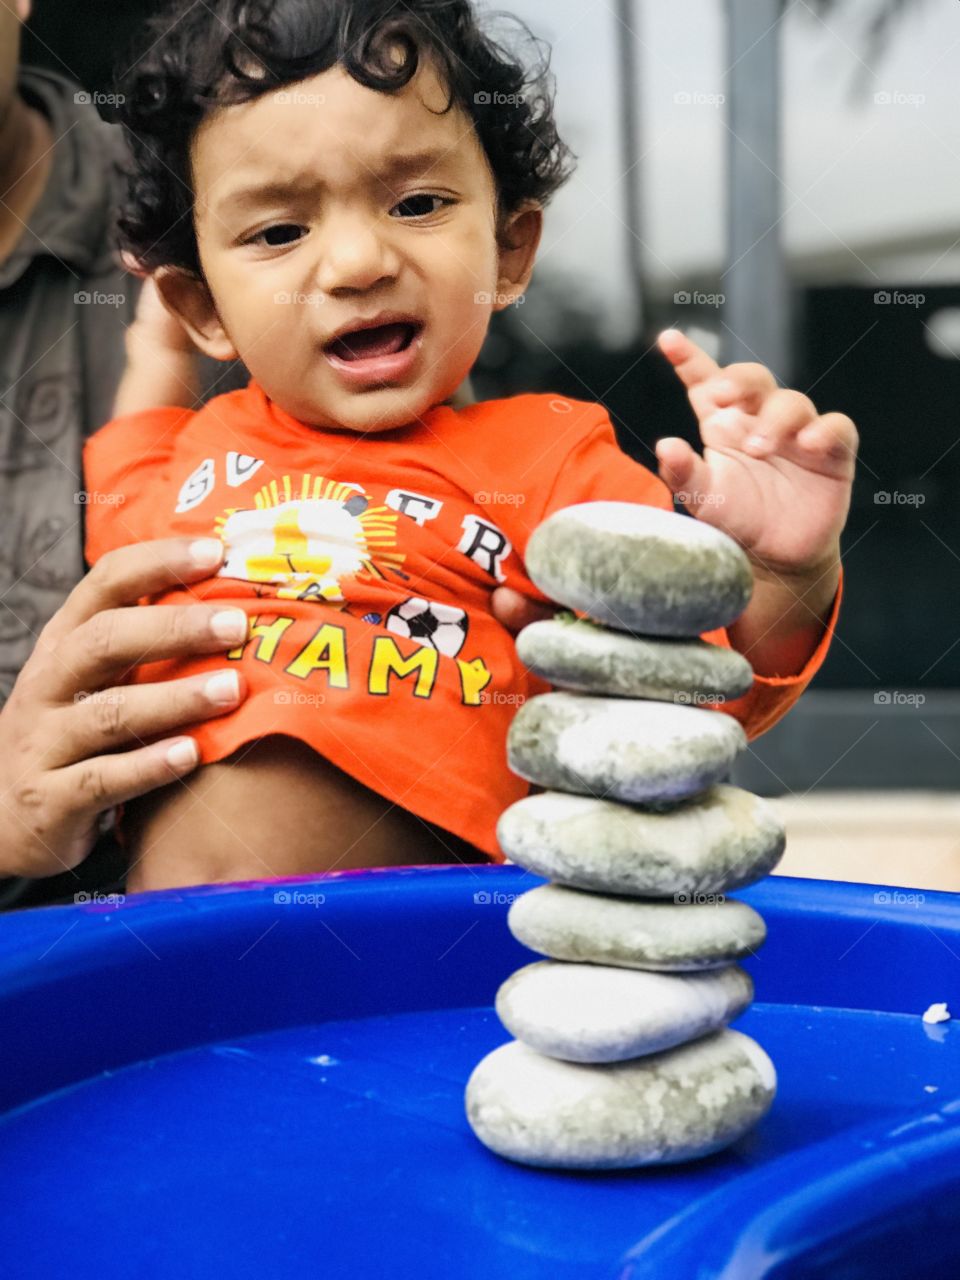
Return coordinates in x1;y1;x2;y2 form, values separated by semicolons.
153;266;238;362
494;202;543;309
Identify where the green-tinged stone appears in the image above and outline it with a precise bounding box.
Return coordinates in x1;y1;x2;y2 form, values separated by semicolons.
508;883;766;970
507;692;746;804
517;617;753;702
496;785;785;897
524;502;753;636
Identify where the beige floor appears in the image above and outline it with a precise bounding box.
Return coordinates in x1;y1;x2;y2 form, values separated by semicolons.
769;792;960;893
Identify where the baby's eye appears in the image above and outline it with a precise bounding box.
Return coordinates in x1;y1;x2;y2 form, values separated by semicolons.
248;224;305;247
391;194;453;219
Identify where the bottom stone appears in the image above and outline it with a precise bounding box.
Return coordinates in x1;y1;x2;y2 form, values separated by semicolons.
465;1029;776;1169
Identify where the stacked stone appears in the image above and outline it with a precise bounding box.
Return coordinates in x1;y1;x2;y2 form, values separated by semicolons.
465;503;786;1170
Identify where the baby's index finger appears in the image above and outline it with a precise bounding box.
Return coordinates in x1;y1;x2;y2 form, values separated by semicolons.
657;329;722;390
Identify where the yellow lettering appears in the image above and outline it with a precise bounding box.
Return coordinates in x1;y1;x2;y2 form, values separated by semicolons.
368;636;438;698
285;623;349;687
457;656;492;705
227;613;293;662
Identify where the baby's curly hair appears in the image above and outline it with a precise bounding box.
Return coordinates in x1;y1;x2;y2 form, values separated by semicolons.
113;0;576;278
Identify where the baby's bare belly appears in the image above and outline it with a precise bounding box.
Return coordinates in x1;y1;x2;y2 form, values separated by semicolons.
124;734;485;892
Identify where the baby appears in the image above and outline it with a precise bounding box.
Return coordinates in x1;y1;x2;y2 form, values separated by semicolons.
84;0;856;893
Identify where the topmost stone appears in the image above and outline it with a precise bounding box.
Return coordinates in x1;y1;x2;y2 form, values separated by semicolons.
525;503;753;637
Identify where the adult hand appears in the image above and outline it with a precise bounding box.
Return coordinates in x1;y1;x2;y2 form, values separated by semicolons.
0;537;248;879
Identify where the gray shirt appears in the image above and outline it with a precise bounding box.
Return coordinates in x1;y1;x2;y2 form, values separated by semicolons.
0;66;246;709
0;67;246;907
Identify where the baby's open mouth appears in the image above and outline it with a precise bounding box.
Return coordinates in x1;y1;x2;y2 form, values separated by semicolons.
325;321;421;362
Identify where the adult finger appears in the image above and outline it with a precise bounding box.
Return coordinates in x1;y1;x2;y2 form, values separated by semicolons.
40;537;225;647
48;734;204;822
46;668;247;767
40;600;249;704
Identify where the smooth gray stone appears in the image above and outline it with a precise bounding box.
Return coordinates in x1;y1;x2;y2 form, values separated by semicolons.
496;784;785;897
508;884;766;970
507;692;746;804
524;502;753;637
517;616;753;702
495;961;754;1063
465;1029;776;1168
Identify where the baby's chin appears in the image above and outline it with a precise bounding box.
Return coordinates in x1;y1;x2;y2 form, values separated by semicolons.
277;381;458;434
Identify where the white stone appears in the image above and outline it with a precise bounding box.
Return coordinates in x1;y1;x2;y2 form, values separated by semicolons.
495;961;753;1062
465;1029;776;1168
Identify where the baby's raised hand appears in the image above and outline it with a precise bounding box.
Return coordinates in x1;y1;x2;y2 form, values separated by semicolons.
654;330;857;576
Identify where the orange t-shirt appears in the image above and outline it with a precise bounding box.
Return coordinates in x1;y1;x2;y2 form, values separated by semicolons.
82;381;842;860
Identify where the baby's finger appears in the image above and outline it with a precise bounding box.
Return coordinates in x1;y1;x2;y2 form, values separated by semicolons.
711;362;780;415
747;389;818;456
655;438;714;515
491;586;554;634
796;412;859;478
657;329;722;391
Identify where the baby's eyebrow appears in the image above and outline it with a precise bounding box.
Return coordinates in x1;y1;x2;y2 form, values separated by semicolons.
214;147;458;215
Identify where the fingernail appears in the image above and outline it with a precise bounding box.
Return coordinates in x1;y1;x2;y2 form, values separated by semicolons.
204;670;240;705
209;609;248;642
746;434;767;450
189;538;223;568
166;738;198;770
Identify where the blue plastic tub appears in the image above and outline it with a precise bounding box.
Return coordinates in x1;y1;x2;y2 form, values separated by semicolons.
0;866;958;1278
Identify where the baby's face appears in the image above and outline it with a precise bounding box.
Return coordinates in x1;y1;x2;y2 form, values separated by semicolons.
188;60;520;432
